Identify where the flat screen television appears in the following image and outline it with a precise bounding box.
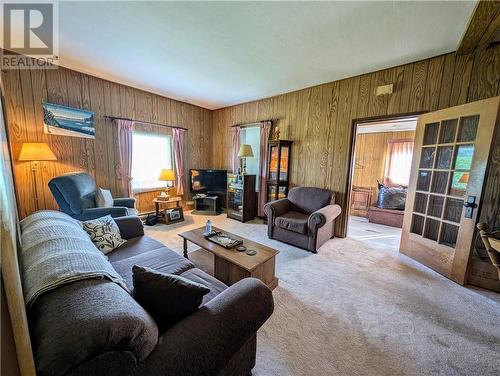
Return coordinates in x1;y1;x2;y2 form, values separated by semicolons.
190;169;227;193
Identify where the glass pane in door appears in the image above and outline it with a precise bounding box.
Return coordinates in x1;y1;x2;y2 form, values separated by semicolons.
269;146;279;181
267;185;276;202
416;171;432;191
438;119;458;144
420;147;435;168
278;186;287;199
457;115;479;142
414;193;428;214
411;214;424;235
280;146;289;182
431;171;449;194
453;145;474;170
439;223;459;248
427;195;444;218
423;122;439;145
423;218;440;241
435;146;453;169
443;198;463;223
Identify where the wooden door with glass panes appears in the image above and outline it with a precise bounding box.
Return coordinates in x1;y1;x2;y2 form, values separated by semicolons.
400;97;499;284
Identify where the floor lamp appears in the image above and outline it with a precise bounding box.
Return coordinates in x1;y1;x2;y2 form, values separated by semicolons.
18;142;57;211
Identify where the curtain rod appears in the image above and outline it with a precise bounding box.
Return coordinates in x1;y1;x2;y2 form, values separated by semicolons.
104;115;188;131
231;118;278;128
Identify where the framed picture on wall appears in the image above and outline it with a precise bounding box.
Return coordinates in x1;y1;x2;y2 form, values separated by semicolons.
164;207;184;224
43;102;95;139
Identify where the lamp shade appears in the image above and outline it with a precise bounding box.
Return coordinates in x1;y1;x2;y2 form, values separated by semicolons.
238;144;254;158
158;169;175;181
19;143;57;161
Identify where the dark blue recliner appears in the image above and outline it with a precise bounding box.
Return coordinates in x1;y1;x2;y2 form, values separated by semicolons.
48;172;138;220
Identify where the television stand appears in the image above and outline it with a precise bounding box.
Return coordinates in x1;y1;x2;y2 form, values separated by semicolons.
192;194;223;215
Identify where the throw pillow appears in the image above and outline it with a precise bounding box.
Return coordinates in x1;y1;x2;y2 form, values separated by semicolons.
82;215;126;254
132;265;210;331
96;188;114;208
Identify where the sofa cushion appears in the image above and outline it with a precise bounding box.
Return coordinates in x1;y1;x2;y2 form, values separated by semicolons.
275;211;309;234
29;279;158;376
111;247;194;289
180;267;228;306
288;186;333;214
107;236;167;262
132;265;210;331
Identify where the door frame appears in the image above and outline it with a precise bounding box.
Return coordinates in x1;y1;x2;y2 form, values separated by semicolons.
344;112;425;237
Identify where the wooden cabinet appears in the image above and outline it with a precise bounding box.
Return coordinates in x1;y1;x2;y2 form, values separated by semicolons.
227;174;256;222
350;186;372;217
266;140;292;202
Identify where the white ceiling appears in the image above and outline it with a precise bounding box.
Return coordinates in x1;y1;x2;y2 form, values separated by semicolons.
358;118;417;134
55;1;476;110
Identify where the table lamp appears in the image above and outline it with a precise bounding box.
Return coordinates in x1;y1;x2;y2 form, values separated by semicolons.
158;169;175;200
238;144;254;175
18;142;57;211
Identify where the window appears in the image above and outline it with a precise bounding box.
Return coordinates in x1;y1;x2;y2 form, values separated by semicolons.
384;139;414;186
240;126;261;190
131;132;173;192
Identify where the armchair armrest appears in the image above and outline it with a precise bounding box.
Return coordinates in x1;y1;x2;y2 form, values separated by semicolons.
114;197;136;209
113;215;144;239
136;278;274;376
264;198;291;219
78;207;129;221
308;204;342;230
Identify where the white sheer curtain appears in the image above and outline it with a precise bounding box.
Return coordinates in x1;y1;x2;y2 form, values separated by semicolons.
384;139;414;186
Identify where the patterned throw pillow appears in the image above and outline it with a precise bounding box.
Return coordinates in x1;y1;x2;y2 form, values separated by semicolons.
82;215;126;254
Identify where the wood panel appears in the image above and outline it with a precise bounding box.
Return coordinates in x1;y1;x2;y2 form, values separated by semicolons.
1;65;213;219
352;131;415;203
456;0;500;56
212;47;500;238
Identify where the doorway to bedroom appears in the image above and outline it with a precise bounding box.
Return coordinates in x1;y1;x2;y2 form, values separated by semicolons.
347;116;418;252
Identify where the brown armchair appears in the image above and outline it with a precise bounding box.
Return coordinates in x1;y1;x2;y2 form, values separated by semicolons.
264;187;342;253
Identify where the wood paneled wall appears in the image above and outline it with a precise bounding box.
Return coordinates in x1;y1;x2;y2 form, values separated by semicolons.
352;130;415;203
212;47;500;237
1;65;212;218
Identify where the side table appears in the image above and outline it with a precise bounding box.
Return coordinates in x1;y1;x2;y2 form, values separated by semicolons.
153;197;182;224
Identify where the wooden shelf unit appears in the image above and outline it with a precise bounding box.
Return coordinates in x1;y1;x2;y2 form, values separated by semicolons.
227;174;256;222
266;140;292;203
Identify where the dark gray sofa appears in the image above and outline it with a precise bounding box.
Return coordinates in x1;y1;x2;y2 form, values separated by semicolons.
264;186;342;253
27;215;274;376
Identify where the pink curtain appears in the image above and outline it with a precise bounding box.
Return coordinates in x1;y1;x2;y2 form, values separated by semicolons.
173;128;187;195
115;119;134;197
384;139;414;186
231;126;241;174
258;121;272;217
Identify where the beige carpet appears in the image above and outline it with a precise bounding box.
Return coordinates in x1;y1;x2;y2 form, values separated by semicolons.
145;212;500;376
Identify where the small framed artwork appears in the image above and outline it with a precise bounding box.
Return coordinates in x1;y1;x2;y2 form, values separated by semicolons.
164;207;184;224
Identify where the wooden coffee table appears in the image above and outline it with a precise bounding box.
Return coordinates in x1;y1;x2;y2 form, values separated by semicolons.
178;227;279;290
